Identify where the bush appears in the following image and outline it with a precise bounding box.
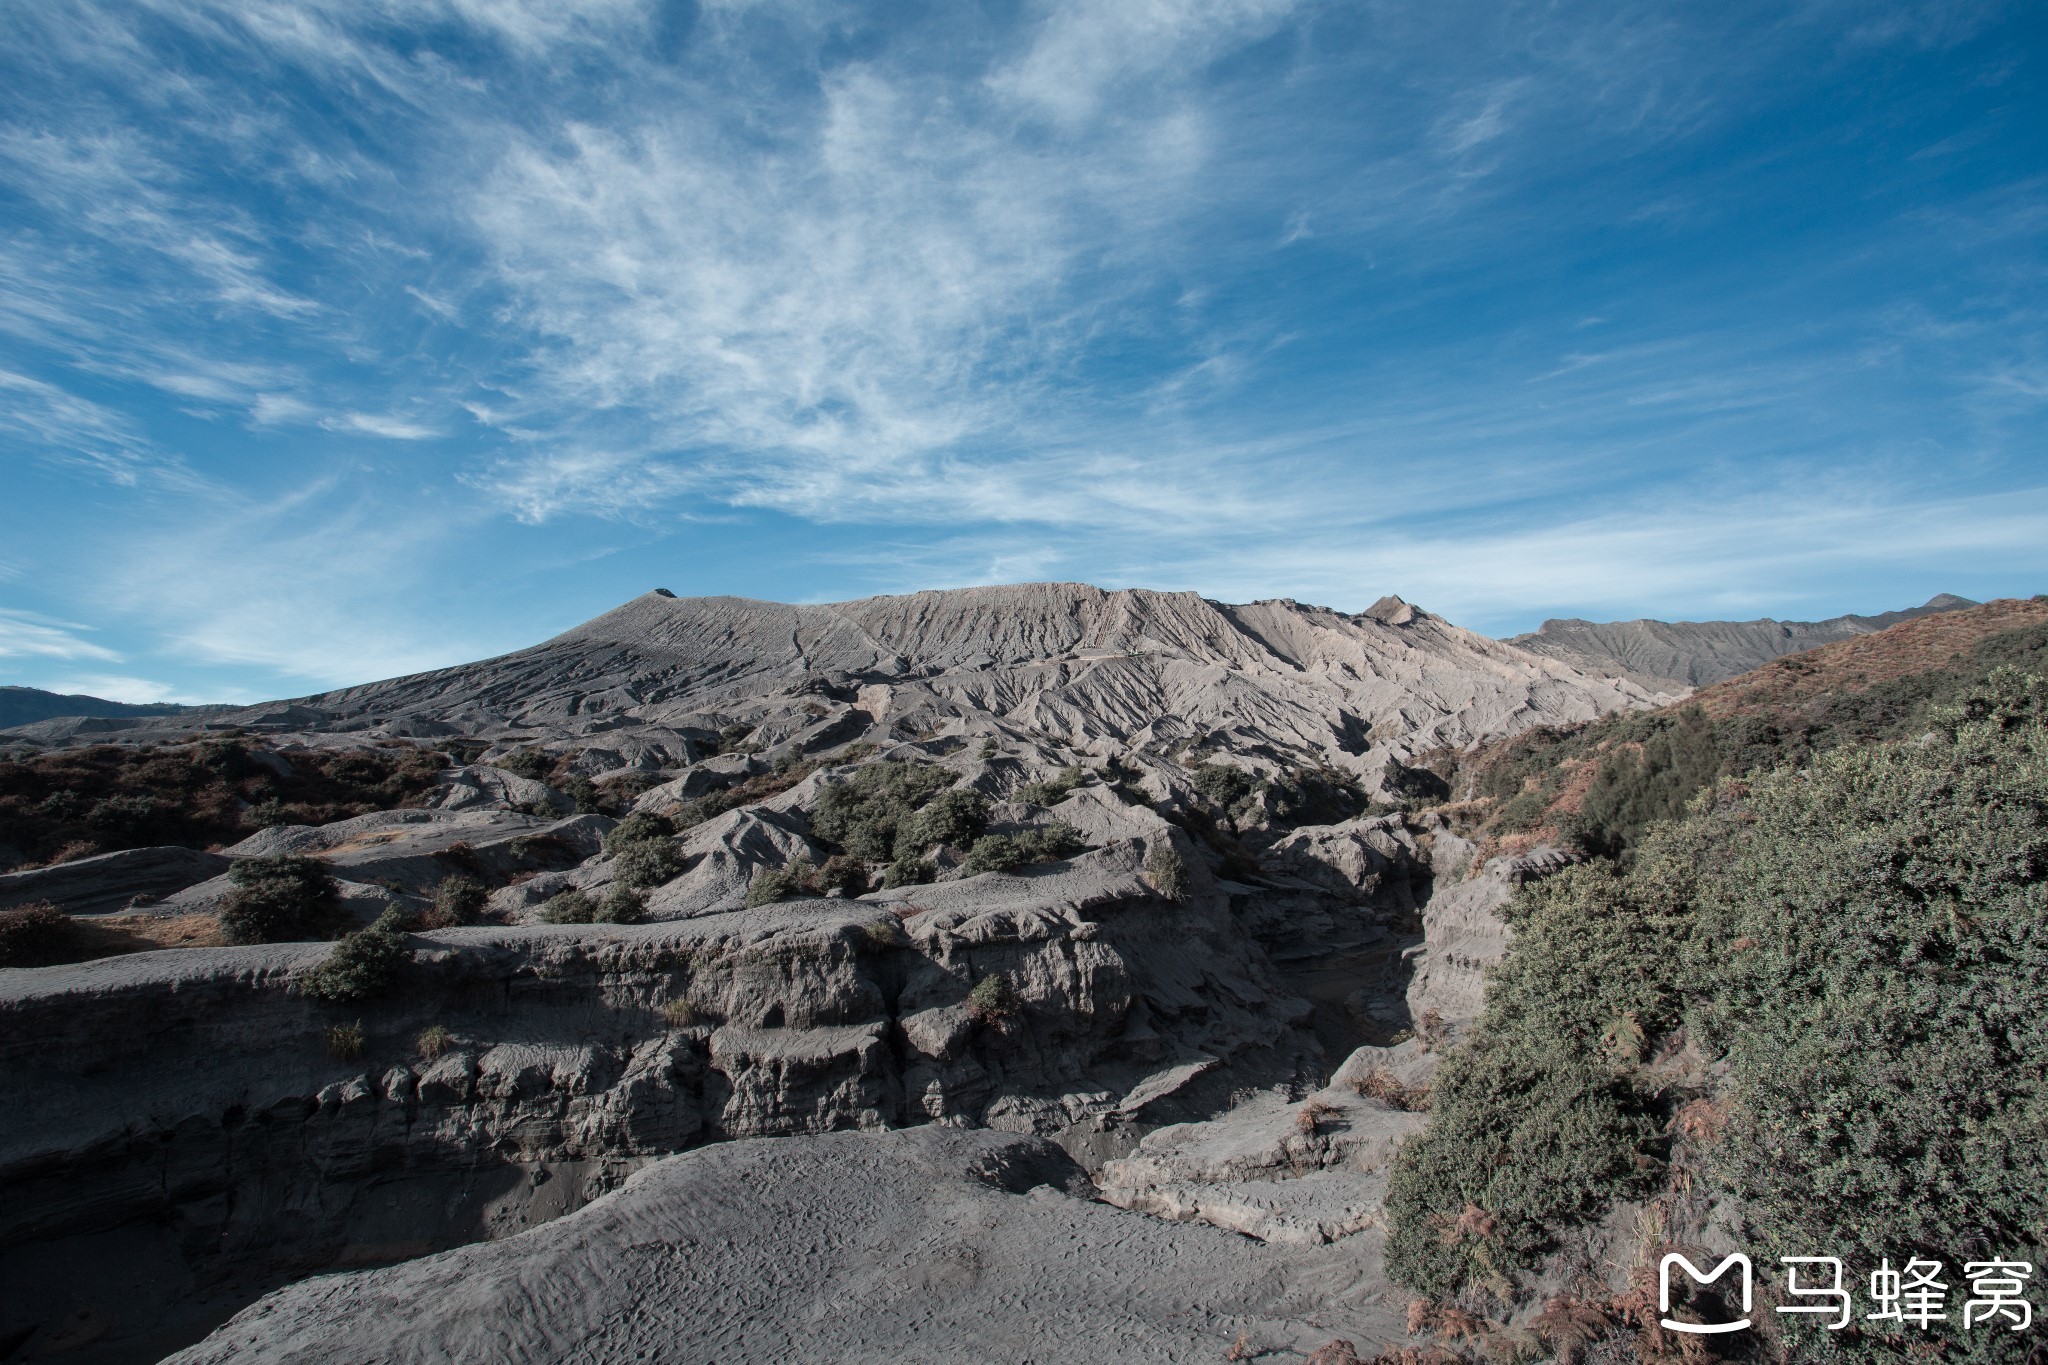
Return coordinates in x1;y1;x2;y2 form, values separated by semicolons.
539;889;597;924
810;761;959;861
1265;766;1369;826
813;853;869;897
602;811;674;856
961;822;1084;875
901;786;991;849
305;907;412;1002
657;998;697;1028
418;874;486;929
595;882;646;924
611;837;688;889
882;856;935;889
495;749;553;781
746;855;813;908
1144;842;1188;899
0;901;73;967
1016;764;1089;808
1189;762;1257;814
967;971;1020;1019
219;855;340;944
0;738;449;866
1386;670;2048;1364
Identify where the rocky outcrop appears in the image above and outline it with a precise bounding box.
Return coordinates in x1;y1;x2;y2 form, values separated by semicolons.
0;851;1319;1361
1097;1073;1426;1246
1403;847;1581;1033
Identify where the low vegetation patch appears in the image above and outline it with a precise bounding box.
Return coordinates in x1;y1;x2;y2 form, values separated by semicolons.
0;901;72;967
539;883;645;924
418;874;487;929
0;738;449;867
967;970;1020;1019
610;836;688;889
961;822;1083;875
810;760;964;860
304;907;413;1001
415;1024;454;1060
1143;841;1188;899
219;855;342;944
325;1019;365;1062
1386;668;2048;1365
1016;763;1088;808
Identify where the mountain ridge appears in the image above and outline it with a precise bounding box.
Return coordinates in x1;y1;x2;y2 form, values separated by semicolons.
1506;592;1978;692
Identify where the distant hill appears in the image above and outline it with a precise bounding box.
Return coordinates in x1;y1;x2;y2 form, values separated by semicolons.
1506;593;1978;693
0;686;220;732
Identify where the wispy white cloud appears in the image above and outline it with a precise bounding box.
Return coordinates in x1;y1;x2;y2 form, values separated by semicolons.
31;673;237;705
324;411;440;440
0;608;124;662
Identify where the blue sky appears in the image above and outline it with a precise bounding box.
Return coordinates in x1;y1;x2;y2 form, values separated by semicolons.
1;0;2044;704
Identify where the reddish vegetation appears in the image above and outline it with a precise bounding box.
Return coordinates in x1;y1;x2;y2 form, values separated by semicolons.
0;738;448;868
1691;595;2048;719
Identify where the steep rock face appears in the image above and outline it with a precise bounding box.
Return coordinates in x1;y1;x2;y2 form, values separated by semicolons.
0;852;1326;1361
1508;593;1976;693
1403;847;1582;1034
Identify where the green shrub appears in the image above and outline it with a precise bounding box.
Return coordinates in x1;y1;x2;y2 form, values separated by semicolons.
495;749;553;781
595;882;647;924
901;786;991;849
611;836;688;889
746;855;813;908
1144;842;1188;899
882;856;935;889
1189;762;1257;813
810;761;959;861
563;776;607;814
1016;764;1089;808
602;811;674;856
961;822;1083;875
1264;766;1369;825
1386;670;2048;1365
305;907;412;1002
0;901;73;967
814;853;869;897
967;971;1020;1019
418;874;486;929
219;855;340;944
539;889;597;924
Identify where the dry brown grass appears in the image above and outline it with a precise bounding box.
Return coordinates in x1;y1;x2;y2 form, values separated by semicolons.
1296;1098;1340;1133
1352;1069;1432;1112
